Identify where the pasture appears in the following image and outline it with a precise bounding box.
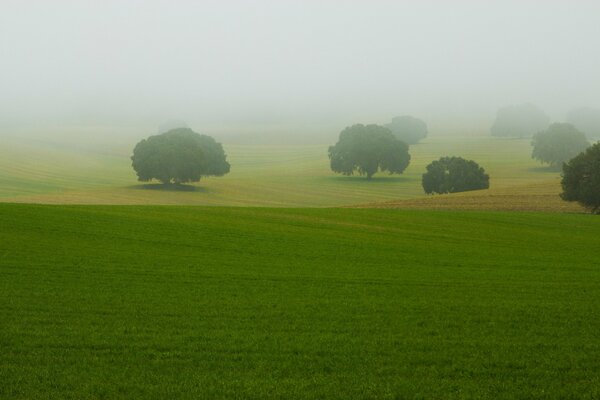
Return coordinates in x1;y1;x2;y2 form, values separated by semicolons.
0;130;564;208
1;204;599;398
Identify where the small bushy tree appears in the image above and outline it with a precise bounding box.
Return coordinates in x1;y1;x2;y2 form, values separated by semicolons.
531;123;590;169
131;128;230;184
385;115;428;144
561;142;600;214
422;156;489;194
328;124;410;179
491;103;550;138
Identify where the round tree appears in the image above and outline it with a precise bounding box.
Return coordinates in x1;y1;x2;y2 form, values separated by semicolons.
561;142;600;214
328;124;410;179
531;123;590;169
422;156;489;194
385;115;428;144
131;128;230;185
491;103;550;138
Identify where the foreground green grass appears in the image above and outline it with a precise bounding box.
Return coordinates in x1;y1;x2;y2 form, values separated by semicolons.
1;204;599;398
0;133;559;206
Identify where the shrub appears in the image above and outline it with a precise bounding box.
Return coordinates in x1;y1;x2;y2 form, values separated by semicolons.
422;157;489;194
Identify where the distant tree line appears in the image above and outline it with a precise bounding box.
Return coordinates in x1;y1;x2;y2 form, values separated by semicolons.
490;103;600;140
133;115;599;214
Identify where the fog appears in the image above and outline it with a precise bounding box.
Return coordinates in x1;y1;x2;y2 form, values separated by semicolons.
1;0;600;135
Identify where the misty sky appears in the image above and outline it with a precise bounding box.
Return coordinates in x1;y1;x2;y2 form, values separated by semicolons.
1;0;599;128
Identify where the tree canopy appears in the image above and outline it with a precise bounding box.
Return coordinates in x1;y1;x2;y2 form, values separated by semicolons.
131;128;230;185
328;124;410;179
385;115;428;144
422;156;489;194
531;123;590;169
491;103;550;138
561;142;600;214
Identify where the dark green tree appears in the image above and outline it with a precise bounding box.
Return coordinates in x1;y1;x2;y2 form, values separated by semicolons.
385;115;428;144
131;128;230;185
422;156;489;194
561;142;600;214
531;123;590;169
328;124;410;179
491;103;550;138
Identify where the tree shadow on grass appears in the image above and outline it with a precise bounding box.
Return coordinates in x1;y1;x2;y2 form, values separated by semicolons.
127;183;209;193
322;175;412;184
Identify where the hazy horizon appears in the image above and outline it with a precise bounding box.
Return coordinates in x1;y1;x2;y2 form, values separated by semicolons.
2;0;600;133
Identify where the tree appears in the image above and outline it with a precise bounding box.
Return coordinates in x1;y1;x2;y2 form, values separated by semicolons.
531;123;590;169
131;128;230;185
422;156;489;194
491;103;550;138
567;107;600;139
328;124;410;179
385;115;428;144
561;142;600;214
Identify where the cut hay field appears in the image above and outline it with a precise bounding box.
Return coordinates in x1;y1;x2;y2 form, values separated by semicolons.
358;180;585;213
1;204;600;398
0;132;565;208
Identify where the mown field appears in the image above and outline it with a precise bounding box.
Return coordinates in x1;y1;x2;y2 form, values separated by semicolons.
360;180;585;212
0;131;563;207
1;204;599;398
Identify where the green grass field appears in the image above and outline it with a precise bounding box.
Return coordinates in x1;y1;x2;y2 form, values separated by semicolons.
0;132;562;207
2;204;600;398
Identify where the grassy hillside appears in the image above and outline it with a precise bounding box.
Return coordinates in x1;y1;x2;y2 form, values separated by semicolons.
0;133;563;207
2;204;600;398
